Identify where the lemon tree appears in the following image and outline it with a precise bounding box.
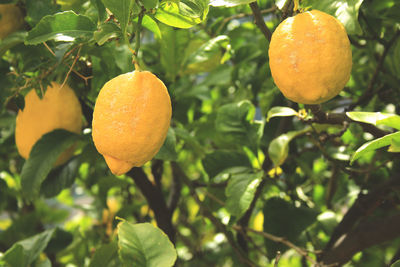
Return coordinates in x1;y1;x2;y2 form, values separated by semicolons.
1;0;400;267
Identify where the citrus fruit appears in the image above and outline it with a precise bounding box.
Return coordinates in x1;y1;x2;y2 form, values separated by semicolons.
15;83;83;166
268;10;352;104
0;4;24;39
92;71;172;175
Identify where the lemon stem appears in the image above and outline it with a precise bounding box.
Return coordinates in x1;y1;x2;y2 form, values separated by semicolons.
133;10;144;71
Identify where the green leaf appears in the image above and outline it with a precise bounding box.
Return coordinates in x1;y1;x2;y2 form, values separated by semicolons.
202;150;251;178
117;221;177;267
350;131;400;164
302;0;364;35
159;24;190;81
215;100;264;152
268;127;311;166
347;111;400;130
0;32;27;57
25;0;61;24
101;0;132;36
183;35;229;74
89;242;119;267
142;0;158;10
155;0;208;29
139;15;162;39
25;11;96;45
263;197;318;259
225;171;263;218
40;157;80;198
388;137;400;152
20;130;81;200
2;229;55;267
266;106;298;122
209;0;255;7
94;22;122;45
155;128;178;161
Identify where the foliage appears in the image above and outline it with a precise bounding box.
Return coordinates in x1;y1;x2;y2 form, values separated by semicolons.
1;0;400;266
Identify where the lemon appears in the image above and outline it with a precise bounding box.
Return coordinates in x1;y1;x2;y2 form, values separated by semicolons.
15;83;83;166
0;4;24;39
92;71;172;175
268;10;352;104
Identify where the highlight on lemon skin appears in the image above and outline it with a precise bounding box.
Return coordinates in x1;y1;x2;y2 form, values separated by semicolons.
15;82;83;166
268;10;352;105
92;70;172;176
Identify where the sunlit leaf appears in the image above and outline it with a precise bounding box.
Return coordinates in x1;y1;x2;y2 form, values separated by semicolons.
25;11;96;44
350;131;400;164
225;171;263;218
266;106;298;122
268;127;311;166
118;221;177;267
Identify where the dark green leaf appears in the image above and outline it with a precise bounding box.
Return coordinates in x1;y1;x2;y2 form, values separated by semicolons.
25;11;96;45
155;128;177;161
89;242;119;267
202;150;251;178
25;0;61;24
117;221;177;267
40;156;81;198
263;197;318;259
21;129;81;200
215;100;264;153
2;229;55;267
142;0;158;10
45;228;73;254
225;171;263;217
0;32;27;56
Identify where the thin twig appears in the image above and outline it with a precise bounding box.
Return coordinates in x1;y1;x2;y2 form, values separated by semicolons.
249;2;273;42
60;46;81;89
235;226;320;266
217;6;277;34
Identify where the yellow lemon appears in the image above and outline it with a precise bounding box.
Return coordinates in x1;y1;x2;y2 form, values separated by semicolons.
15;83;83;166
0;4;24;39
92;71;172;175
268;10;352;104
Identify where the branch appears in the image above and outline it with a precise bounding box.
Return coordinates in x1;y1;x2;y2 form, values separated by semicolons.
127;167;176;243
217;6;276;34
305;104;390;138
249;2;272;42
349;30;400;109
322;174;400;254
320;213;400;266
